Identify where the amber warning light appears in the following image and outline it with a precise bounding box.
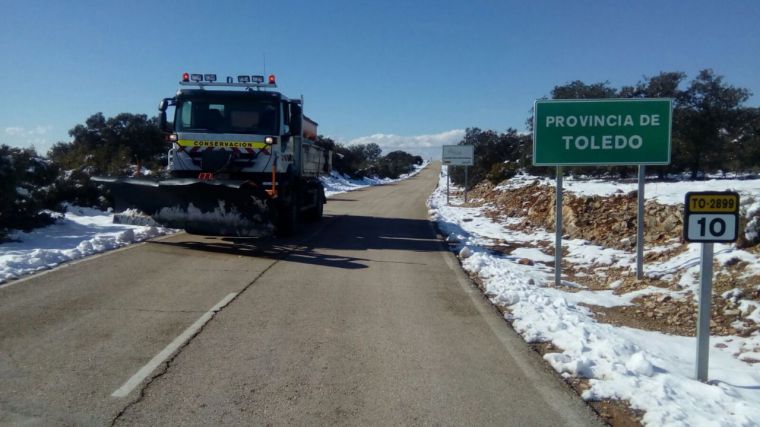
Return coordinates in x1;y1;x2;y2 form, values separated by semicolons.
268;74;276;85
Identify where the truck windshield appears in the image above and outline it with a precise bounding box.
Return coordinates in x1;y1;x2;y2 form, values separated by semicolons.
175;96;279;135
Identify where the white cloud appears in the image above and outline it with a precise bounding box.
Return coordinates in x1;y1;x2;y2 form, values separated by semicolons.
3;126;53;151
4;127;25;136
29;126;51;136
346;129;465;158
5;126;51;137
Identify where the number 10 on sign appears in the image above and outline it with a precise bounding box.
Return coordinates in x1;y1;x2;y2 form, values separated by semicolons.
687;214;736;241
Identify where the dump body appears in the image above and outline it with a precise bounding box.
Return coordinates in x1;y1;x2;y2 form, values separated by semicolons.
303;116;318;141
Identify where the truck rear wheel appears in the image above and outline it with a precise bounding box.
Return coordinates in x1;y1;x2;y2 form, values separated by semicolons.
304;192;324;222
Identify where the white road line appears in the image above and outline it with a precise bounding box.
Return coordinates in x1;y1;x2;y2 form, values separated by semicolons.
111;292;238;398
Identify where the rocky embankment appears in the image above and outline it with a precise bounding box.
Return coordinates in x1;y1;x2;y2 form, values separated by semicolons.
465;179;760;339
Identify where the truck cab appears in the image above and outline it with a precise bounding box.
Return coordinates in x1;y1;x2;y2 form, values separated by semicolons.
159;73;327;183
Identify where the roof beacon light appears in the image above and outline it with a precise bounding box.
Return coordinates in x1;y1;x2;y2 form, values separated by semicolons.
180;72;276;88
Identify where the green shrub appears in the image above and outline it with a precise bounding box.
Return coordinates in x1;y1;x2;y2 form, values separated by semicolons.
0;145;62;240
487;161;520;184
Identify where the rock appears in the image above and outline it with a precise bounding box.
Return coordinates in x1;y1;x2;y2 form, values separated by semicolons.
657;294;672;303
724;257;741;267
741;305;756;316
517;258;534;266
459;247;473;259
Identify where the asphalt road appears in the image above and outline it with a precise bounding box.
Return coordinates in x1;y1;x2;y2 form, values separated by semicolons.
0;163;601;426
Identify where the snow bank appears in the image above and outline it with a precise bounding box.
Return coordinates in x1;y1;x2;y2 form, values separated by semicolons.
321;161;428;197
430;167;760;427
0;206;171;284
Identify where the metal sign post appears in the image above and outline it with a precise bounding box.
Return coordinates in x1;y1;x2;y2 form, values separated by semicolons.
683;191;740;382
446;167;450;205
464;166;469;203
636;165;646;279
555;166;563;287
695;242;714;382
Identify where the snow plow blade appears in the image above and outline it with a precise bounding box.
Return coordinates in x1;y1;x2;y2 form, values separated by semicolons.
92;177;274;237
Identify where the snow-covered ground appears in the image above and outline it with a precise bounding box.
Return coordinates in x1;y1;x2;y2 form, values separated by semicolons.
0;206;170;285
429;167;760;426
0;162;428;285
502;172;760;206
321;162;428;197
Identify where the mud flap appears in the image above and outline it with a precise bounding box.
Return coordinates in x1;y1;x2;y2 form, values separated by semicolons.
93;177;274;237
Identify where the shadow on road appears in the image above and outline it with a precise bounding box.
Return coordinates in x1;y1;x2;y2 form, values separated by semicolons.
148;214;444;270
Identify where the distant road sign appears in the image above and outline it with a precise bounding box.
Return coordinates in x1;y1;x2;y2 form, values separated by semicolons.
533;99;672;166
442;145;474;166
684;192;740;243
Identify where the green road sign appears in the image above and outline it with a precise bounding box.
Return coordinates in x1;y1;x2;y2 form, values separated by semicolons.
533;99;672;166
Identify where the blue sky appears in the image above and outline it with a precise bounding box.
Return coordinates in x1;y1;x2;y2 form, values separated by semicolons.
2;0;759;158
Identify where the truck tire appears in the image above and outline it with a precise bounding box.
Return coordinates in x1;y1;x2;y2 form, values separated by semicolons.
304;191;324;222
275;199;299;237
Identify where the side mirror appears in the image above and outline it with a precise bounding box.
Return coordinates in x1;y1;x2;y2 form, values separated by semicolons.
158;111;171;133
158;98;174;133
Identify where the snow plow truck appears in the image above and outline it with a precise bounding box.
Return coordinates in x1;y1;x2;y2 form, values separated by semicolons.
94;72;331;237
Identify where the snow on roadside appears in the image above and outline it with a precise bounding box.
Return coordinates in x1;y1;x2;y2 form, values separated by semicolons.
0;206;171;284
1;162;429;285
429;167;760;427
321;161;428;197
502;173;759;204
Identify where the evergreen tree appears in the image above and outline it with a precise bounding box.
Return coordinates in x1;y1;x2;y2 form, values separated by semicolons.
679;69;751;178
